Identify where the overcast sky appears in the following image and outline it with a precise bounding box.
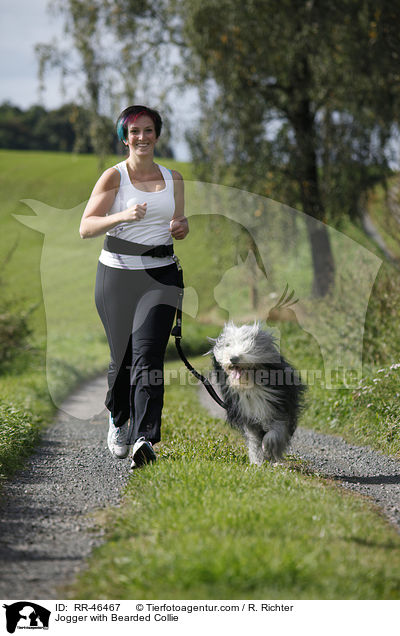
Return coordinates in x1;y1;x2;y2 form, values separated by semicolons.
0;0;192;160
0;0;66;108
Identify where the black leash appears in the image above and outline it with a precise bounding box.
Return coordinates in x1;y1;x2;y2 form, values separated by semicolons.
171;256;227;410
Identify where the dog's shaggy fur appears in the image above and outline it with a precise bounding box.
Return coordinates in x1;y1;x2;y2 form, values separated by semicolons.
210;321;305;465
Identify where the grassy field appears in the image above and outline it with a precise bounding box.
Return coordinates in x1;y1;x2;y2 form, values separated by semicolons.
0;149;400;599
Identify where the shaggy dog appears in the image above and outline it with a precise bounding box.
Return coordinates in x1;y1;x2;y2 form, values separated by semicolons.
210;322;305;465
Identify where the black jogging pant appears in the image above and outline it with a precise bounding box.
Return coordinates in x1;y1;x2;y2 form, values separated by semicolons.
95;261;180;444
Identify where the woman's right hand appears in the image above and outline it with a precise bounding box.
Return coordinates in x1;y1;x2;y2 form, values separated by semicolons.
120;202;147;223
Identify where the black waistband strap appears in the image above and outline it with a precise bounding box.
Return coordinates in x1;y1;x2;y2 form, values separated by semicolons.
103;235;174;258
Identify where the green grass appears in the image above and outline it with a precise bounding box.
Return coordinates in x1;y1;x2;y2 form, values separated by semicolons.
67;362;400;600
366;179;400;260
0;398;43;487
301;362;400;457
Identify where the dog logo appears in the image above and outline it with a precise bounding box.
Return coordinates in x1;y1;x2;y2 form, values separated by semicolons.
3;602;50;633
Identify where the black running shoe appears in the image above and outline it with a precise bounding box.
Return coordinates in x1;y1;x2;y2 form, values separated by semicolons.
130;436;156;469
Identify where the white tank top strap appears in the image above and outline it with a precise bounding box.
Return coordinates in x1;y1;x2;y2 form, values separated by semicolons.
157;163;173;191
113;161;131;187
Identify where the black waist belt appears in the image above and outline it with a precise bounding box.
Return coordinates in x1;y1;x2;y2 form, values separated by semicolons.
103;235;174;258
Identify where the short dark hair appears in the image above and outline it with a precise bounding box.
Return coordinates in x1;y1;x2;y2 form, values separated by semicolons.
116;105;162;141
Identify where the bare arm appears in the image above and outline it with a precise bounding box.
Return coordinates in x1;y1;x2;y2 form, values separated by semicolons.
79;168;147;239
170;170;189;240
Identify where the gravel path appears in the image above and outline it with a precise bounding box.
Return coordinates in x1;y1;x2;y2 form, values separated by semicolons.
0;376;131;600
198;387;400;532
0;375;399;601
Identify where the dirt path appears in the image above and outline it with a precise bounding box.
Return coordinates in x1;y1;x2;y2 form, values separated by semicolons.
0;374;399;601
0;376;131;600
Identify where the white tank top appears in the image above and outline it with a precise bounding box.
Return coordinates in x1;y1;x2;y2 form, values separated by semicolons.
99;161;175;269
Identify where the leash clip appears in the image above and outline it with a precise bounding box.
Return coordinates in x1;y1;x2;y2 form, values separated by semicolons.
172;254;182;271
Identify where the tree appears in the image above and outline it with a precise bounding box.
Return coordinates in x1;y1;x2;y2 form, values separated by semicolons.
36;0;174;168
37;1;113;165
165;0;398;296
0;101;115;153
35;0;400;296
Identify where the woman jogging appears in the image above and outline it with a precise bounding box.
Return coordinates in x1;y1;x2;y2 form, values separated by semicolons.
79;105;189;468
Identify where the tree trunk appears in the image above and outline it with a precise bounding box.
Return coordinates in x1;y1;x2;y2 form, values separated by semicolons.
299;162;336;297
304;215;335;297
290;90;335;297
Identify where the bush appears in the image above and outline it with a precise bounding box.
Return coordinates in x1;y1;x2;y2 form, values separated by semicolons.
363;261;400;367
0;241;35;373
0;303;32;370
0;400;42;481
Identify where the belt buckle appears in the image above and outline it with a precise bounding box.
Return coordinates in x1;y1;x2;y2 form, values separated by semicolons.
152;245;165;258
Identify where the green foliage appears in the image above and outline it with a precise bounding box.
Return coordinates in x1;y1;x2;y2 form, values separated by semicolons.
35;2;399;292
0;303;32;371
302;369;400;458
351;366;400;454
364;262;400;368
184;1;393;213
36;0;175;165
0;101;116;154
173;1;399;295
0;400;43;483
36;1;400;224
0;243;35;373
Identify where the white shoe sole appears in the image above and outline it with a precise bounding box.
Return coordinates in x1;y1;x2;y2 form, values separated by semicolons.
107;417;132;460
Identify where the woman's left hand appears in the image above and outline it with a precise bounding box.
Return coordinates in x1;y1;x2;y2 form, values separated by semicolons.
170;217;189;240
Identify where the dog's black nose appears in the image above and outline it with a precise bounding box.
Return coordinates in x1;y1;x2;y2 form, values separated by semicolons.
230;355;241;364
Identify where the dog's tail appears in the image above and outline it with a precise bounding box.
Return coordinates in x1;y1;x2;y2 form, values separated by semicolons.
262;425;290;461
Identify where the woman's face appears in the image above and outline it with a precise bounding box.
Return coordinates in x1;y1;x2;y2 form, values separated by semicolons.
125;114;158;156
